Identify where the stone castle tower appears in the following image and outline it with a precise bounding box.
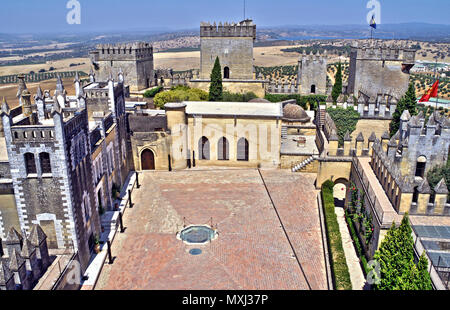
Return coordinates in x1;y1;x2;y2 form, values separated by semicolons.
347;41;416;100
298;51;327;95
90;42;155;91
199;20;256;80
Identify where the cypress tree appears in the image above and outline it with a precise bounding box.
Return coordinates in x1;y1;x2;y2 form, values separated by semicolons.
373;213;433;290
389;83;418;136
331;62;343;104
209;56;223;101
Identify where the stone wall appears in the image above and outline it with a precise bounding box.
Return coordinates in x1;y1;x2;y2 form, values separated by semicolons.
200;37;254;80
186;116;281;169
351;119;391;146
347;44;416;100
280;155;319;172
298;53;327;95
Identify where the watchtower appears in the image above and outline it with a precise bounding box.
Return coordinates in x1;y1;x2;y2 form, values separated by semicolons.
199;20;256;80
298;52;327;95
347;41;416;100
90;42;155;91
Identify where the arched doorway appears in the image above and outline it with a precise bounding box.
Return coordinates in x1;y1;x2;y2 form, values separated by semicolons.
224;67;230;79
218;137;229;161
311;84;316;94
237;138;249;161
198;136;210;160
141;149;155;170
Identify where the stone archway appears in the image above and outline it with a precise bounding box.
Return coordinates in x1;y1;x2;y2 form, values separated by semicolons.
333;178;349;208
141;149;155;170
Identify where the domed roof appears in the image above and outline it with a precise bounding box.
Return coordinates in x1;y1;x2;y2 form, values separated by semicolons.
283;104;311;122
248;98;271;103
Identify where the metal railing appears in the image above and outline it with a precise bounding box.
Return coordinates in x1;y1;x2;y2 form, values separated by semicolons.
51;249;78;290
411;228;448;290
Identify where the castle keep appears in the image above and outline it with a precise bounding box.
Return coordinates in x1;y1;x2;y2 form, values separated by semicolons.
90;42;155;92
199;20;256;80
347;41;416;101
298;51;328;95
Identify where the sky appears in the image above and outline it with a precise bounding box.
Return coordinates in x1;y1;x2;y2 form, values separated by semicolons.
0;0;449;34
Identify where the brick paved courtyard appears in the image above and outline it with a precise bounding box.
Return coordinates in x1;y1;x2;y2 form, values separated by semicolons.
95;169;328;290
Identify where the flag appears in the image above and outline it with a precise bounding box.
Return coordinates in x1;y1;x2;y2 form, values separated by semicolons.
370;15;377;29
419;80;439;103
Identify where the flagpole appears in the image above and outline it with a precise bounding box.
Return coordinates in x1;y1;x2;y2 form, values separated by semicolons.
434;57;439;110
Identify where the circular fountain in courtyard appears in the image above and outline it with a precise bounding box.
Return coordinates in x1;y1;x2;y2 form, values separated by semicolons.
177;225;218;245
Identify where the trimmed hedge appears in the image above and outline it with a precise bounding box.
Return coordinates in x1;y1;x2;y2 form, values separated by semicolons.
326;107;360;147
143;86;163;98
321;180;352;290
264;94;326;110
222;91;258;102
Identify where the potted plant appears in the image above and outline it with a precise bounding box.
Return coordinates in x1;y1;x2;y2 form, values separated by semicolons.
94;235;101;254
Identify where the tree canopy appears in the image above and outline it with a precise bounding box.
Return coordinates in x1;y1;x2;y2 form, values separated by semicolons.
373;213;432;290
153;85;208;109
389;83;418;137
331;62;343;104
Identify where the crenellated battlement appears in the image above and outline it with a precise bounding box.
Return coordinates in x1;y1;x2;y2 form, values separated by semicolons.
91;42;153;62
300;51;327;64
200;20;256;39
351;41;416;64
89;41;155;91
355;91;398;119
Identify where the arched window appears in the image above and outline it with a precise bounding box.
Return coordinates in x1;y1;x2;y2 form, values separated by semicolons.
24;153;36;175
224;67;230;79
237;138;249;161
40;152;52;174
311;84;316;94
415;156;427;178
198;137;210;160
218;137;229;161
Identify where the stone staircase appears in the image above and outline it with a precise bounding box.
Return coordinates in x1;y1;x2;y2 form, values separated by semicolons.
291;155;318;172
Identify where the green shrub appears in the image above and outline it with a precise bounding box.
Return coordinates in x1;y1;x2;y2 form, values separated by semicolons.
321;180;352;290
143;86;163;98
153;86;208;109
326;107;360;146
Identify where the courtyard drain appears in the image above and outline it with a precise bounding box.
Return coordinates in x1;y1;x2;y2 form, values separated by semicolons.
189;248;202;255
177;225;218;244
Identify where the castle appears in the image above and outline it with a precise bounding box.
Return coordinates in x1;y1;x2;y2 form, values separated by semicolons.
90;42;155;92
3;15;449;289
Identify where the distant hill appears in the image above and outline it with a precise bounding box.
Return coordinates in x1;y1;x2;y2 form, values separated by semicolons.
258;23;450;42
